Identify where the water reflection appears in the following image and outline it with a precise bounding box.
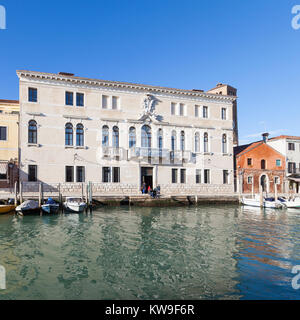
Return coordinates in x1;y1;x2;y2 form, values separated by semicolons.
0;205;300;300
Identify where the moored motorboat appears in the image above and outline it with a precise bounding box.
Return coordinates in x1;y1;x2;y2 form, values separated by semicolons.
16;200;40;215
63;197;86;213
42;198;60;214
279;197;300;209
242;196;283;209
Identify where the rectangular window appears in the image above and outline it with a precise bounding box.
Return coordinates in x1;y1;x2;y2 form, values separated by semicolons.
221;108;227;120
28;88;37;102
171;103;176;115
66;166;74;182
180;169;186;184
195;105;200;117
179;104;185;116
276;159;281;167
247;158;252;166
76;93;84;107
112;96;119;110
28;165;37;182
204;169;210;184
172;169;178;183
288;162;296;174
288;143;295;151
0;127;7;141
196;169;201;184
102;167;111;183
112;167;120;183
274;176;280;185
203;106;208;118
247;176;253;184
76;166;85;182
65;92;73;106
223;170;229;184
102;95;108;109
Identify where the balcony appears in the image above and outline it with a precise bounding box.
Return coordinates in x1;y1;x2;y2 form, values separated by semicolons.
102;147;123;160
128;148;195;164
129;147;169;160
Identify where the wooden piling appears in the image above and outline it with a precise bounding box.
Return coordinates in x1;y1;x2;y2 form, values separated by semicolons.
274;181;278;202
58;183;62;208
259;185;263;208
39;182;42;207
14;181;18;205
20;182;23;204
86;184;89;206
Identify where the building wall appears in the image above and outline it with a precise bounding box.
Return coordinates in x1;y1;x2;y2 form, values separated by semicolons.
0;100;19;189
18;71;236;195
236;142;285;194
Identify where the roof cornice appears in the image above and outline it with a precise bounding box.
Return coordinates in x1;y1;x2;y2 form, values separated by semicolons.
16;70;236;102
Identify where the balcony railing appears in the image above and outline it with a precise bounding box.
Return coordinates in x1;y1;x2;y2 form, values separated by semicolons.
128;147;196;164
102;147;123;159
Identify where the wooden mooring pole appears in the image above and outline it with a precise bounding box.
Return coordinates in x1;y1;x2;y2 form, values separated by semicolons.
259;185;263;208
14;181;18;205
20;181;23;204
274;181;278;202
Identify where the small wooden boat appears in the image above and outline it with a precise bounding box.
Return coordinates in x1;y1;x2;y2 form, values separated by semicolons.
0;204;16;214
16;200;40;215
63;197;86;213
41;198;60;214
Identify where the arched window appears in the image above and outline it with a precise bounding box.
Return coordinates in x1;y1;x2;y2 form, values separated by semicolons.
204;132;209;153
261;159;266;170
112;126;119;148
129;127;136;148
157;129;163;149
195;132;200;153
180;131;185;151
222;134;227;154
76;124;84;146
65;123;73;146
171;130;177;151
141;125;151;148
28;120;37;144
102;126;109;146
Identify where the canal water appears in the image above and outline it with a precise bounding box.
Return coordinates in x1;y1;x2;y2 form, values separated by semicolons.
0;205;300;300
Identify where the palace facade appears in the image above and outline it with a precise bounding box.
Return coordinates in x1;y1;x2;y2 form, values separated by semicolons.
0;99;19;189
17;70;237;195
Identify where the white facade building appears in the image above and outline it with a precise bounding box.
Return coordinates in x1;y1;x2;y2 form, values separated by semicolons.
267;135;300;192
17;70;237;195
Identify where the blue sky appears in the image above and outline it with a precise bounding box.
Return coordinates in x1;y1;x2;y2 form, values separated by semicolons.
0;0;299;144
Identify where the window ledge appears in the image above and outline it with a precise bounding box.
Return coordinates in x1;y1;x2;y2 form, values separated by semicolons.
27;143;40;147
65;145;74;149
75;146;86;150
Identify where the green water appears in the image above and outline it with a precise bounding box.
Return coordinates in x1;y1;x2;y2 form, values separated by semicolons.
0;205;300;300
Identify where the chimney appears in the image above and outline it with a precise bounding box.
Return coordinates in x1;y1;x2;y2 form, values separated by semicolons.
262;133;269;143
58;72;75;77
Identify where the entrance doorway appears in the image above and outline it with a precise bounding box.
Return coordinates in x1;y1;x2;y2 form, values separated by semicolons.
260;174;268;192
141;167;153;193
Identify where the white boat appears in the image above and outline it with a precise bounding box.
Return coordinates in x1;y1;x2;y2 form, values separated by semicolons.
63;197;86;213
16;200;40;215
279;197;300;209
41;198;60;214
241;196;283;209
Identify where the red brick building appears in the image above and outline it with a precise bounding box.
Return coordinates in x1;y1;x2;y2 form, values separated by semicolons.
235;135;285;194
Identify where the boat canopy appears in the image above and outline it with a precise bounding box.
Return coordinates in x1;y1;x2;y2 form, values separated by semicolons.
46;198;56;204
